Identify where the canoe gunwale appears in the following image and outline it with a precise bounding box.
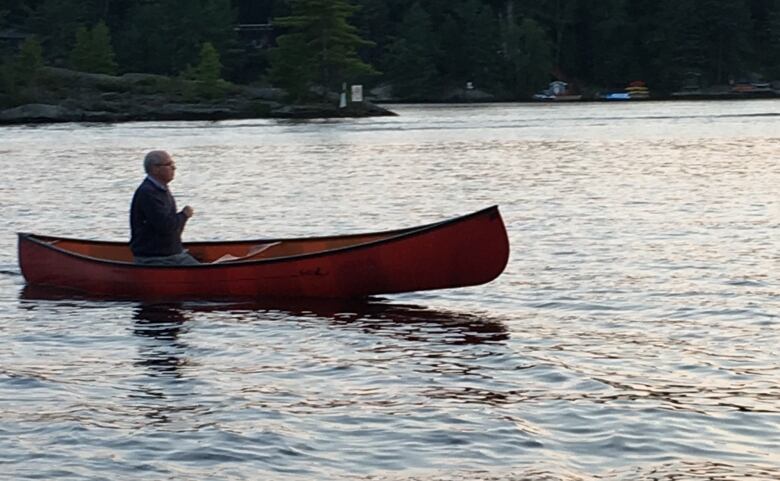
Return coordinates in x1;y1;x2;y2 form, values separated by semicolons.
18;205;502;269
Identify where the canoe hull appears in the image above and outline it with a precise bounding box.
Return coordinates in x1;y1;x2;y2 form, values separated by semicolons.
18;206;509;299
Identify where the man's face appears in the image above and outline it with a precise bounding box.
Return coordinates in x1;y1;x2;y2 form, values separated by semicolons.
152;153;176;184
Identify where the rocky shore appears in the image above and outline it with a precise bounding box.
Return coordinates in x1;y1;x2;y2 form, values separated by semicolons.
0;67;396;125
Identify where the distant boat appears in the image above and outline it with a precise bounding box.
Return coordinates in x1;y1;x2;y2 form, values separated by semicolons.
731;81;773;94
533;81;582;101
602;80;650;100
626;80;650;99
18;206;510;300
602;92;631;101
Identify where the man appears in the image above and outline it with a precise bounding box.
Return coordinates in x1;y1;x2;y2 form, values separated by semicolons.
130;150;198;265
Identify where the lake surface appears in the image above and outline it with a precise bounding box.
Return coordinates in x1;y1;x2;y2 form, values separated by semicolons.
1;100;779;480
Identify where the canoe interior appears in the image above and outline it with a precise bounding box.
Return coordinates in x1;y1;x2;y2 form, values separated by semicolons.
29;230;410;264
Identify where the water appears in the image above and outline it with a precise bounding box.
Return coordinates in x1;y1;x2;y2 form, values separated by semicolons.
1;100;779;480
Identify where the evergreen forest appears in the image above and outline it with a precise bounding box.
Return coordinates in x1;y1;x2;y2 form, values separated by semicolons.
2;0;780;102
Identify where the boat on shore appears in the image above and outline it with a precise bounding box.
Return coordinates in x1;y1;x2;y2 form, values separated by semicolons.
601;80;650;100
533;81;582;101
18;206;509;300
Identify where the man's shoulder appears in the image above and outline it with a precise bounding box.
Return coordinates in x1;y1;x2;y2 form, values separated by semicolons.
132;178;163;203
135;177;165;194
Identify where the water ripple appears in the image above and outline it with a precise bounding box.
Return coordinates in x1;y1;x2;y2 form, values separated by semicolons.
1;101;779;480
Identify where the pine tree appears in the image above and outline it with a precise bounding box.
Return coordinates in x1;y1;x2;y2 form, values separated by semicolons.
70;21;118;75
70;26;93;71
3;35;44;97
194;42;223;84
90;21;118;74
270;0;378;100
17;36;44;81
269;34;316;100
187;41;228;99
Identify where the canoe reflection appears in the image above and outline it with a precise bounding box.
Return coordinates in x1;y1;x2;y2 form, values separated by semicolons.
133;303;190;377
180;298;509;345
20;285;509;346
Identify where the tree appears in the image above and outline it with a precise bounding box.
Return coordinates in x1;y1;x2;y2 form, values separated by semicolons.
697;0;753;83
769;0;780;77
0;36;43;106
385;2;439;98
582;0;636;86
434;0;503;90
193;41;223;84
654;0;709;88
528;0;579;70
352;0;394;68
70;21;118;74
269;33;315;100
114;0;236;76
25;0;92;62
17;36;44;80
270;0;378;99
503;17;553;97
183;41;227;98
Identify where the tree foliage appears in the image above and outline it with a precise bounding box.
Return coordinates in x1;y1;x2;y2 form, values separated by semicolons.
115;0;236;76
70;21;118;75
193;42;223;84
503;17;553;97
269;0;378;99
17;36;44;80
385;2;438;98
1;0;780;99
183;41;228;98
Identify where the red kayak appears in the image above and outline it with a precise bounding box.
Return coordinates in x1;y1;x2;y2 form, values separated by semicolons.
18;206;509;300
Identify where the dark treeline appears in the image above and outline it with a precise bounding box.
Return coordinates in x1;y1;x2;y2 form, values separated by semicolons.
2;0;780;100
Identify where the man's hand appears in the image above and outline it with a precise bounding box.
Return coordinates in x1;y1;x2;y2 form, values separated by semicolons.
182;205;194;218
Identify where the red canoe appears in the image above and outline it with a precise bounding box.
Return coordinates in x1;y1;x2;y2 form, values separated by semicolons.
18;206;509;300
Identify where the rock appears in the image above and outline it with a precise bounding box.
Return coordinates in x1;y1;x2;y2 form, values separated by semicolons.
42;67;128;90
0;103;79;123
241;86;287;101
271;102;396;119
120;72;171;84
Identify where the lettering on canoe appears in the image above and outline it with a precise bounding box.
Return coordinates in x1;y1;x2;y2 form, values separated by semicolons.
299;266;328;277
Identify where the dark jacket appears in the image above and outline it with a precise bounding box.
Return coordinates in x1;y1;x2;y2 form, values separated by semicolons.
130;177;188;257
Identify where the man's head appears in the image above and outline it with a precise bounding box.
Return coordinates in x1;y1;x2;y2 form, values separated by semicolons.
144;150;176;185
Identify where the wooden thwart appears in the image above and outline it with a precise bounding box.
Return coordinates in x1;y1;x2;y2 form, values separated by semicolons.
212;242;281;263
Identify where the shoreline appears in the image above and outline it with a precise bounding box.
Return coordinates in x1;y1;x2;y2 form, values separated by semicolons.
0;101;397;126
1;93;777;127
375;92;780;105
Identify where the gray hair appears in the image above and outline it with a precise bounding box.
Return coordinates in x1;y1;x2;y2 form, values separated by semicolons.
144;150;169;173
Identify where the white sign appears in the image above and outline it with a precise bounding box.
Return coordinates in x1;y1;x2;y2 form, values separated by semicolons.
351;85;363;102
